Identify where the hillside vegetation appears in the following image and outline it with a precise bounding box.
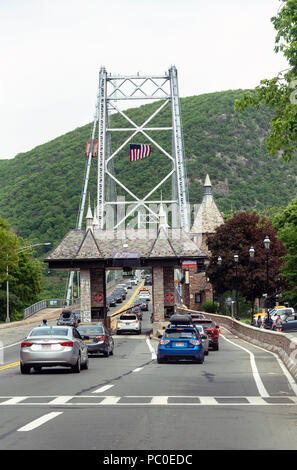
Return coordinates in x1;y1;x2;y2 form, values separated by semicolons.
0;89;296;252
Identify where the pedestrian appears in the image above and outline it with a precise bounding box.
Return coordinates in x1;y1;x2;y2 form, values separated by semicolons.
264;315;273;329
40;319;47;326
274;315;283;332
257;315;262;328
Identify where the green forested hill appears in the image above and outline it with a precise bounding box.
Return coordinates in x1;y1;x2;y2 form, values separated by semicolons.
0;89;296;250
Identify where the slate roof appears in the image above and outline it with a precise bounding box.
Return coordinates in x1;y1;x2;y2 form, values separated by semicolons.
46;227;208;262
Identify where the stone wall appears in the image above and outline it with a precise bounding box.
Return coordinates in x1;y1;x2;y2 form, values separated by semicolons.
152;266;164;322
177;307;297;382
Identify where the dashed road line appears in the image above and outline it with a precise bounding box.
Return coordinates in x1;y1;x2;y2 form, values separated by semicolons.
17;412;63;432
92;384;114;394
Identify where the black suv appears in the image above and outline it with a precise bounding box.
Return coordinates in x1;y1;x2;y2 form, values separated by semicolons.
57;309;79;327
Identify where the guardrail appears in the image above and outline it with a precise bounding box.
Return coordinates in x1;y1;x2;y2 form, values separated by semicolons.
24;299;66;319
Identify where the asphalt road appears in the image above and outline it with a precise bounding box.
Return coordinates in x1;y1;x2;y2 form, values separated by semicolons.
1;285;297;452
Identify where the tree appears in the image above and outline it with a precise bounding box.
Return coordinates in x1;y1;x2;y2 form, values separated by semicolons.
206;212;287;303
0;217;43;321
271;196;297;307
234;0;297;162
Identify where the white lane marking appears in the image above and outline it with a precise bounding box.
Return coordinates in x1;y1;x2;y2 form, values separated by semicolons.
99;396;121;405
132;367;143;373
221;333;269;398
92;384;114;394
151;396;168;405
199;397;218;405
17;412;63;432
0;397;28;405
1;395;297;406
146;338;157;360
226;334;297;396
0;341;22;349
47;396;73;405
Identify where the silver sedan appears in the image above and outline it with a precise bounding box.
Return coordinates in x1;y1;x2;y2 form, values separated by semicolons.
194;324;209;356
20;326;89;374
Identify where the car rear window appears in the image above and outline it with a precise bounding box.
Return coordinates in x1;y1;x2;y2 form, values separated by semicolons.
78;326;104;335
61;313;72;319
29;328;69;336
120;315;137;321
164;329;197;339
195;321;214;328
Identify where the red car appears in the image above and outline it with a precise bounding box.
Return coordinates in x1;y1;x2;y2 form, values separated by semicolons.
192;319;220;351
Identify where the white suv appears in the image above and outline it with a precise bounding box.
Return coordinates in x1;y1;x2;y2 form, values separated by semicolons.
116;314;142;335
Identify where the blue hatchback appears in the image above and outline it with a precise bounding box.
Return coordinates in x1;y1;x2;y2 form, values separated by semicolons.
157;326;204;364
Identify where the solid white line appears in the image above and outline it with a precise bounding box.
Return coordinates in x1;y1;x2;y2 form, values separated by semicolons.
146;338;157;360
0;341;22;350
221;333;270;398
132;367;143;373
228;335;297;396
17;412;63;432
92;384;114;394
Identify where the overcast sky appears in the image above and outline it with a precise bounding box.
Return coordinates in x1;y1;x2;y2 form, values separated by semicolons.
0;0;288;160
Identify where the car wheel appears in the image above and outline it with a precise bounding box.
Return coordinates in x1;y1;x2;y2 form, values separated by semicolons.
103;349;109;357
81;356;89;370
196;357;204;364
117;331;121;335
20;364;31;374
157;357;166;364
72;355;81;373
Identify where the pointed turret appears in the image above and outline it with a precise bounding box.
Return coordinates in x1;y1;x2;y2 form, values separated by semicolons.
190;174;224;252
203;174;212;201
85;197;93;231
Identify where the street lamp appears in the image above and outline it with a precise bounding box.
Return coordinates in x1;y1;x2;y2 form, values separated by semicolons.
217;256;222;312
249;246;255;324
234;254;239;320
264;235;271;317
6;242;51;323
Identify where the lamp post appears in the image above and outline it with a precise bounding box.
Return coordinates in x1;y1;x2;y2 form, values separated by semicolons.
234;254;239;320
217;256;222;312
6;242;51;323
264;235;271;318
249;246;255;325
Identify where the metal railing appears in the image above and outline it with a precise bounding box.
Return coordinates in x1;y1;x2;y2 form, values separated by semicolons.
24;299;66;319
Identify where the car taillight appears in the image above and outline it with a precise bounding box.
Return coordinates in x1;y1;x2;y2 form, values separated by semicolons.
189;340;201;345
95;336;105;341
160;339;170;345
60;341;74;347
21;342;32;348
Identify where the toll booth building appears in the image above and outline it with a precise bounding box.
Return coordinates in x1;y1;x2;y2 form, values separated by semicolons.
45;226;207;323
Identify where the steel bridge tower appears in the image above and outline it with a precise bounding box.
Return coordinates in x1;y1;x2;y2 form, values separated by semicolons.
95;65;190;232
65;66;189;304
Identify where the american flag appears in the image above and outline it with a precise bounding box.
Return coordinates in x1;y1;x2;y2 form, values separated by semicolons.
130;144;151;162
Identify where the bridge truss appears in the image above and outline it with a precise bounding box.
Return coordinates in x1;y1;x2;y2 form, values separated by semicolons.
96;65;190;232
66;66;189;304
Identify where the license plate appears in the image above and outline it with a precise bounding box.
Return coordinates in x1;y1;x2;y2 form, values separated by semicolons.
84;339;91;343
42;344;51;349
175;343;184;347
